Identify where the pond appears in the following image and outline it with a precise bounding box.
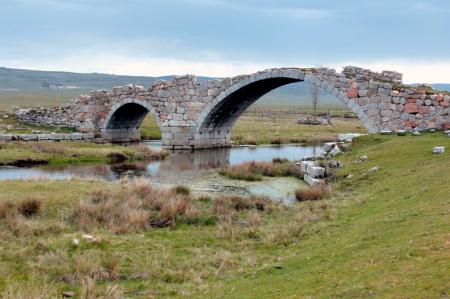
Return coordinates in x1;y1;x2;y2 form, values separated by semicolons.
0;142;324;202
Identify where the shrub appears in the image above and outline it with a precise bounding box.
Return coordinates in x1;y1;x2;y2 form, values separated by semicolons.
295;185;331;202
272;157;289;163
17;198;42;218
107;152;128;164
171;185;190;196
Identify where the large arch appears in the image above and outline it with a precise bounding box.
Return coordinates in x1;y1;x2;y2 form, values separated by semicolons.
100;98;162;143
194;69;377;148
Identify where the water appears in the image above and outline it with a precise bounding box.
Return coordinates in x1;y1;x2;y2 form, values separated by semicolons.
0;142;324;201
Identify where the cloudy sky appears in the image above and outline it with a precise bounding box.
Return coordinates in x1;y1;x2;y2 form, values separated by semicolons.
1;0;449;82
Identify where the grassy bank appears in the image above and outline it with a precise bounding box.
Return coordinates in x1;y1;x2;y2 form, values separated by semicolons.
0;133;449;297
0;142;167;166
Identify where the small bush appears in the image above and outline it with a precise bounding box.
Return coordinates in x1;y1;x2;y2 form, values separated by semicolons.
171;185;190;196
295;185;331;202
17;197;42;218
272;157;289;164
107;152;128;164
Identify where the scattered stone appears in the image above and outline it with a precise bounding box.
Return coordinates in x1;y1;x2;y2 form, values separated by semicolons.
337;133;365;142
323;142;337;152
72;239;80;246
328;160;341;168
360;155;368;161
429;128;436;133
412;131;421;136
380;130;393;135
302;154;324;161
62;291;75;298
396;130;407;136
304;173;324;186
329;146;342;157
432;146;445;154
346;174;353;179
307;166;326;178
367;166;379;173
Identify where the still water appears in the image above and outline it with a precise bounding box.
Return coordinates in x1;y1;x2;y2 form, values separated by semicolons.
0;142;324;201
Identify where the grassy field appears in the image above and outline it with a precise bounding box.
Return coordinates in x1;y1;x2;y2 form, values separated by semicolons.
0;142;167;166
231;116;366;144
0;90;86;111
0;133;449;297
138;114;367;144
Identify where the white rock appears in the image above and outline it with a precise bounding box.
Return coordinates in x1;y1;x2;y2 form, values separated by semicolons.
72;239;80;246
412;131;421;136
432;146;445;154
306;166;326;178
303;173;323;186
323;142;337;152
82;234;95;241
337;133;365;142
359;155;368;161
367;166;379;173
329;146;342;157
300;161;317;173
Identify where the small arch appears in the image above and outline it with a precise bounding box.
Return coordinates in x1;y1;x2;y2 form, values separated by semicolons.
101;99;162;143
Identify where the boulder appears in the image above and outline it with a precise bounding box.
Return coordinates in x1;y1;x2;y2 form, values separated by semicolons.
432;146;445;154
303;174;324;186
306;166;326;178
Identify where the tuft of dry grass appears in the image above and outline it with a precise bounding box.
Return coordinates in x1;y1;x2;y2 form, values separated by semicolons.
17;197;42;218
171;185;191;196
219;160;303;181
295;185;331;202
0;281;59;299
71;179;202;232
129;144;168;160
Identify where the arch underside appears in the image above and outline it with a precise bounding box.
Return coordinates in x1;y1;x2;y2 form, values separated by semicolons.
198;77;300;135
103;103;150;142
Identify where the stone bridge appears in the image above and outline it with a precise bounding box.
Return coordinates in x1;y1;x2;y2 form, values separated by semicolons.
15;66;450;149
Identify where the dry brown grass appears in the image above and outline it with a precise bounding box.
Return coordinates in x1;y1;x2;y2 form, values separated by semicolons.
71;179;201;232
129;144;168;160
37;251;122;285
0;197;42;219
0;281;59;299
295;185;331;202
219;160;303;181
24;141;68;155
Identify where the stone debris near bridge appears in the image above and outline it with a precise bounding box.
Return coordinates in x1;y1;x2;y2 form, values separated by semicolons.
432;146;445;154
0;133;94;142
13;66;450;149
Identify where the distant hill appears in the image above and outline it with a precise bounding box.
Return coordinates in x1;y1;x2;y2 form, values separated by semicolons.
0;67;449;109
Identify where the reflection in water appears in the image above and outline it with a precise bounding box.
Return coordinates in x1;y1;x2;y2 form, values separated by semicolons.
0;142;324;201
0;143;324;181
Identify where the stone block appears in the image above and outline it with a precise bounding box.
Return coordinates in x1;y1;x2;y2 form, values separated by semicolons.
432;146;445;154
303;174;324;186
0;134;12;141
306;166;326;178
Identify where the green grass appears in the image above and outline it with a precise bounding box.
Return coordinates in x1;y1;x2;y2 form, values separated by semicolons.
0;142;167;166
0;133;449;297
0;112;77;134
140;115;162;140
207;133;450;298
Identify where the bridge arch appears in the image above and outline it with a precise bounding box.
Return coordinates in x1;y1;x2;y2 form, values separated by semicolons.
194;69;377;147
100;98;162;143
